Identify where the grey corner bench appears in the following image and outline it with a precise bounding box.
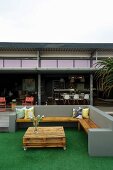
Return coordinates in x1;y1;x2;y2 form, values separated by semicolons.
9;105;113;156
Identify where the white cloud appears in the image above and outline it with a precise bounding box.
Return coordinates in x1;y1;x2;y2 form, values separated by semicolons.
0;0;113;42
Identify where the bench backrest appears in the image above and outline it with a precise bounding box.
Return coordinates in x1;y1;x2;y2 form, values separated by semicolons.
34;105;87;117
89;106;113;130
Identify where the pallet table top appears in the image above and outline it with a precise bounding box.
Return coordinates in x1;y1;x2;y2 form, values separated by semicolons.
23;126;65;138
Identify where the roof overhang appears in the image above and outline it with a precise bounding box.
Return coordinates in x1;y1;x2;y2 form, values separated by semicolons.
0;68;97;74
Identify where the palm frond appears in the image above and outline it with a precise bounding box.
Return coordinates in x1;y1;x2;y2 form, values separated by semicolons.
95;57;113;94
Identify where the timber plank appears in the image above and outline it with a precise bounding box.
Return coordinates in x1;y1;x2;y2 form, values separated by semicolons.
79;119;99;134
17;117;79;122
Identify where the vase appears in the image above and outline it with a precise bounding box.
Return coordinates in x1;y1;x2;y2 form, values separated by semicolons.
33;119;39;133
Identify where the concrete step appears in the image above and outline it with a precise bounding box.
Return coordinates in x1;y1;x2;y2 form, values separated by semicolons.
0;122;9;127
0;115;9;128
0;116;9;120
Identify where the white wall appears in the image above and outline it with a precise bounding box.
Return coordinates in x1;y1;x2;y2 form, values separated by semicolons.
40;51;91;58
0;51;38;58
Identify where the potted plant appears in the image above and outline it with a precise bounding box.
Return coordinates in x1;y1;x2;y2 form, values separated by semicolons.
31;115;44;133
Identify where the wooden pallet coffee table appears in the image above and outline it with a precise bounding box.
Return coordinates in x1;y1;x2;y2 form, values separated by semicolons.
23;126;66;150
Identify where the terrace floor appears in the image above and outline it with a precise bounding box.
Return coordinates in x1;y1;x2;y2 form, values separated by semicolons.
0;128;113;170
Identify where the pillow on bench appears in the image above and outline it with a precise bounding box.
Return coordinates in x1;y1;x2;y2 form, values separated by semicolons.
82;108;89;119
72;107;82;118
16;107;26;119
24;106;35;119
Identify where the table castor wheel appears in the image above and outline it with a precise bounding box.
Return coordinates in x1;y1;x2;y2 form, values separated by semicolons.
23;147;27;151
63;146;66;150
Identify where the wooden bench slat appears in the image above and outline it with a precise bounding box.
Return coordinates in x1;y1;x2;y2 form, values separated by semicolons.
16;119;32;122
84;119;98;128
16;117;79;123
79;119;90;128
42;117;78;122
79;119;99;133
16;117;99;134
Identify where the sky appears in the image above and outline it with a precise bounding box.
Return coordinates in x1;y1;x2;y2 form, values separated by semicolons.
0;0;113;43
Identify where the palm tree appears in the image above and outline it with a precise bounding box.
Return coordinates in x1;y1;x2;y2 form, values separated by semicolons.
95;57;113;95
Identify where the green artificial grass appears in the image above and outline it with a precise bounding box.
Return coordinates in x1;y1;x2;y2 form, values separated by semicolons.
0;128;113;170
